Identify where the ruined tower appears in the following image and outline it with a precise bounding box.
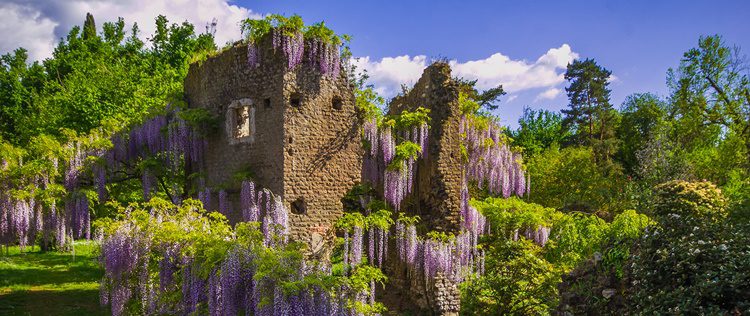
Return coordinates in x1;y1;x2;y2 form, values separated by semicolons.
388;62;464;233
383;63;465;315
183;37;362;254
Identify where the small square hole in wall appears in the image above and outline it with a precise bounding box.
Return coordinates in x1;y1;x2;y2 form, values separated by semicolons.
291;198;307;215
264;98;271;109
332;96;343;110
290;93;301;108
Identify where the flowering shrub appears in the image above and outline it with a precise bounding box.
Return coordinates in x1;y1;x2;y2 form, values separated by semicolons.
97;197;387;316
652;180;727;225
627;180;750;314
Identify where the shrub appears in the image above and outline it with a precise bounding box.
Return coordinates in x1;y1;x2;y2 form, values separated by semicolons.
652;180;727;225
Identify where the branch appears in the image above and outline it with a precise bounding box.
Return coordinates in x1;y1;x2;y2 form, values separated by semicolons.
704;75;733;106
157;175;175;203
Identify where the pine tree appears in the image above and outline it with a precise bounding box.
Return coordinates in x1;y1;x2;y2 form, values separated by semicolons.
562;58;618;161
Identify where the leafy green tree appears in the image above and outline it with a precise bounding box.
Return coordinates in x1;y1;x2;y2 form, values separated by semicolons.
509;107;570;158
527;145;631;214
461;240;560;316
562;58;619;161
668;35;750;169
616;93;668;173
455;77;506;111
0;49;46;143
0;14;216;145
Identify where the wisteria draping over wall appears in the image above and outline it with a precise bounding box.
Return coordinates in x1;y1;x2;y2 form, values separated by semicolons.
461;116;527;198
246;28;343;78
361;116;430;210
356;100;532;297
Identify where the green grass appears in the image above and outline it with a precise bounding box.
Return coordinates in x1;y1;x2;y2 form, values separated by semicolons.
0;241;107;316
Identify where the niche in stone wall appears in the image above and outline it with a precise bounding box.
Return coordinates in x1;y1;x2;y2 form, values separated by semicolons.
332;96;343;110
290;93;301;108
226;98;255;145
291;197;307;215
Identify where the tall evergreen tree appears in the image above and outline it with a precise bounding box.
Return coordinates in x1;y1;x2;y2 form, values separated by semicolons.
83;13;97;40
562;58;618;161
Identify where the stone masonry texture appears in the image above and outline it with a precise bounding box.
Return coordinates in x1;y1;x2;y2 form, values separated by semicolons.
184;37;462;314
183;35;362;257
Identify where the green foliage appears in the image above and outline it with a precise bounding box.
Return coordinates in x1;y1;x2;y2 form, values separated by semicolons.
652;180;727;226
472;197;556;236
241;14;349;47
176;107;218;136
527;145;632;214
336;212;368;231
355;86;385;121
367;210;394;231
387;141;422;171
392;107;430;129
425;231;455;243
509;108;571;158
460;239;560;316
459;90;481;115
616;93;669;173
544;212;607;271
0;14;216;146
345;265;388;314
469;197;652;314
455;77;506;112
668;35;750;168
396;212;420;226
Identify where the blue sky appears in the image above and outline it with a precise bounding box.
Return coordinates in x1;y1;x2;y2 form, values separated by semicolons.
245;0;750;127
1;0;748;128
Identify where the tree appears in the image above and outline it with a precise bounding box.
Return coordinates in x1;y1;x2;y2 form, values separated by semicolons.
455;77;506;111
0;14;217;145
616;93;668;173
509;107;570;158
668;35;750;169
562;58;618;161
526;145;631;214
0;49;46;144
82;13;97;40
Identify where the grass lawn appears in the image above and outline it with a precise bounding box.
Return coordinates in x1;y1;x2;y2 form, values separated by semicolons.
0;241;107;316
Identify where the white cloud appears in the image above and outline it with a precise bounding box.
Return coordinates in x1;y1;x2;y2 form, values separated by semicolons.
535;88;562;101
0;3;58;61
353;55;429;97
354;44;579;99
0;0;262;61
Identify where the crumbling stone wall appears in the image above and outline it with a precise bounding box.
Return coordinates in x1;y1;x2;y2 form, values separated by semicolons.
383;63;464;315
388;62;463;233
183;35;362;254
185;40;463;314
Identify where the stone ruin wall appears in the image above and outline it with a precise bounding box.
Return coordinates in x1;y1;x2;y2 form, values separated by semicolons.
185;39;462;314
387;62;463;233
382;63;464;315
183;36;361;254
